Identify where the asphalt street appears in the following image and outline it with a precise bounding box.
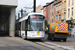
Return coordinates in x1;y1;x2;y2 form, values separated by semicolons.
0;36;74;50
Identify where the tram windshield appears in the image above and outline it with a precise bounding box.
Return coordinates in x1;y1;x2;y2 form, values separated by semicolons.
30;15;44;31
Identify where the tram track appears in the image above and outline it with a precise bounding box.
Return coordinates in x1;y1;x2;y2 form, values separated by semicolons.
10;37;75;50
30;39;75;50
28;39;63;50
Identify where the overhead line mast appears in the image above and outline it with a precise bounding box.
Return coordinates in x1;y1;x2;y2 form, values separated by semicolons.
33;0;36;12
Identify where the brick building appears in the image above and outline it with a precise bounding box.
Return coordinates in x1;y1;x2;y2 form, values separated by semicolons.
54;0;66;22
43;5;48;21
43;0;67;24
54;0;62;22
62;0;66;22
43;1;54;24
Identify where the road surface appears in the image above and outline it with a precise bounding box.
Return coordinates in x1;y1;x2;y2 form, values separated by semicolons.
0;36;74;50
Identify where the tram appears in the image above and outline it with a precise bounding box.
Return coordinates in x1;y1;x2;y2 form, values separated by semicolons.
15;12;45;39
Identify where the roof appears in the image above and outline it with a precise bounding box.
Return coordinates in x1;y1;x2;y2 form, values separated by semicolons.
19;12;45;22
43;1;54;8
54;0;62;5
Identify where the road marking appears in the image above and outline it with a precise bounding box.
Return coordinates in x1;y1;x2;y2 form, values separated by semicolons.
35;42;64;50
45;42;75;50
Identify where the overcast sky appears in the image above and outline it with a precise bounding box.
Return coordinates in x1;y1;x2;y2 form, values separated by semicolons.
16;0;53;14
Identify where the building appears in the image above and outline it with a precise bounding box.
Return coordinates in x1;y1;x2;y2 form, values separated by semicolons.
42;0;67;23
54;0;63;22
49;1;54;23
66;0;75;23
43;5;48;22
43;1;54;24
36;5;43;13
62;0;66;22
32;5;43;13
0;0;18;36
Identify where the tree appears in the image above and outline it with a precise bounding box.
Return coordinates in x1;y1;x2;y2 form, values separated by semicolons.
67;20;74;28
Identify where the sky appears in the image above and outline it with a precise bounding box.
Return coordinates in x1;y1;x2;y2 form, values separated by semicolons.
16;0;53;14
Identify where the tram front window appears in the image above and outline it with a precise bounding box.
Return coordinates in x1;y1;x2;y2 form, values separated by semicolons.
30;15;44;31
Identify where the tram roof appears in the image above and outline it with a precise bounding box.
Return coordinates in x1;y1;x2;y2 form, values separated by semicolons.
19;12;45;22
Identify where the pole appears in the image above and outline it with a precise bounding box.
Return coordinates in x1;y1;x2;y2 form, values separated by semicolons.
18;13;20;19
20;9;23;17
33;0;36;12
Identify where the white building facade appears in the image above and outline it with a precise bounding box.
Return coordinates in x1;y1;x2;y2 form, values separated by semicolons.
0;0;18;37
66;0;75;20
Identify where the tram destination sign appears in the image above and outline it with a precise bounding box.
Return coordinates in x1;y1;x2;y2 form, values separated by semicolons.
30;16;43;18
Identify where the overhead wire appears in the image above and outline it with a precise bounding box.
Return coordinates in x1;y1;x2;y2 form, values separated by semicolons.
24;1;33;10
19;0;33;15
24;0;32;7
23;0;33;13
25;2;33;12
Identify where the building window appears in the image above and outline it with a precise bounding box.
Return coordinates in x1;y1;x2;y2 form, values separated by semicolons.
68;9;70;18
59;15;61;20
48;20;49;24
72;0;74;5
48;6;49;11
48;13;49;17
72;8;73;17
52;4;54;9
64;1;66;8
22;21;25;31
64;13;66;19
52;19;53;22
56;16;58;21
59;5;61;10
56;6;58;11
68;0;70;7
51;12;53;16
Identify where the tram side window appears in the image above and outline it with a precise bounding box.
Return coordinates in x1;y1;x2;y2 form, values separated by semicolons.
19;23;21;30
22;21;25;31
25;20;28;31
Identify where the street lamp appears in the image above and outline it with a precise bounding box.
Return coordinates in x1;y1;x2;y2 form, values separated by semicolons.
19;9;26;17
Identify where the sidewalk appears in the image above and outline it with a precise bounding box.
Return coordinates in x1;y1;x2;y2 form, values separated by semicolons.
68;34;75;38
